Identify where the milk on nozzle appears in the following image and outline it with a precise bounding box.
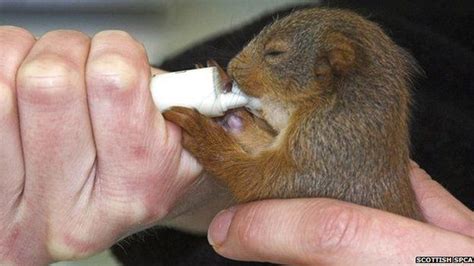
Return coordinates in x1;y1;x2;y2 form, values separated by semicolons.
150;67;258;117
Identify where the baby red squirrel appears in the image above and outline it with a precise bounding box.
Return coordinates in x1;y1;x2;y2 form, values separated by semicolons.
164;8;423;220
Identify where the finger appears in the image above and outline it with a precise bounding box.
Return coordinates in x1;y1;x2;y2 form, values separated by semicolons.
208;199;474;265
150;67;203;201
86;31;199;222
16;30;94;200
0;26;35;214
150;67;203;189
409;162;474;237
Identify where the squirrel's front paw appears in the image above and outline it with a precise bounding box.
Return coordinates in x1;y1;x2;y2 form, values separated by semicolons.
163;107;211;136
217;109;249;134
218;109;275;154
163;107;241;165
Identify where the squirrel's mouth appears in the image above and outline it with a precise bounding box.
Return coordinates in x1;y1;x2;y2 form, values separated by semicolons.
214;79;265;133
228;80;262;116
212;62;264;131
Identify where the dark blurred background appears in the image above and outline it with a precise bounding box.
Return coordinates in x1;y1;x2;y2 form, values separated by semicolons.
1;1;315;264
0;0;313;65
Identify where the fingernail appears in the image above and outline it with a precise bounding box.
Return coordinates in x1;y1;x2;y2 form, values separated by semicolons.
208;207;236;247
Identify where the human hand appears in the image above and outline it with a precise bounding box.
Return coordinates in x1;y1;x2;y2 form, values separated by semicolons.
208;161;474;265
0;27;201;265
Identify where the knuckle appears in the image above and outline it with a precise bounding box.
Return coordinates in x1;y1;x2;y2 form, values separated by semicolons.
94;30;142;49
92;30;146;58
0;81;14;117
303;203;364;254
47;233;95;261
0;27;35;76
87;52;138;92
17;54;76;100
0;25;35;41
95;30;133;40
41;29;89;42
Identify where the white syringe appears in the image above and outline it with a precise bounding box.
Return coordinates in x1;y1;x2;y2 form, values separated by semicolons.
150;67;259;117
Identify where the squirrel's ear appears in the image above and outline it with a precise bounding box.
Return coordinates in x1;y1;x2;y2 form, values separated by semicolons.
326;32;355;74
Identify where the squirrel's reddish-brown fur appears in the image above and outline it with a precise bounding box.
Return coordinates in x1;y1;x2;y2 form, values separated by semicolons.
164;8;423;220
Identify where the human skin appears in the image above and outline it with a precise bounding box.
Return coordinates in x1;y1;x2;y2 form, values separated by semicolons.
0;26;202;265
208;162;474;265
1;26;473;265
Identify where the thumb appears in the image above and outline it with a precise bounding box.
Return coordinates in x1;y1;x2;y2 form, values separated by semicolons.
149;66;203;186
208;199;474;265
409;161;474;236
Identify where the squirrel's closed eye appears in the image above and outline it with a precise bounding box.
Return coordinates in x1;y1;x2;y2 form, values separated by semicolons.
264;50;286;57
264;40;289;60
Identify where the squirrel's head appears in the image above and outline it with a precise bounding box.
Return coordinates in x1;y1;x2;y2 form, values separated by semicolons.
228;8;416;131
